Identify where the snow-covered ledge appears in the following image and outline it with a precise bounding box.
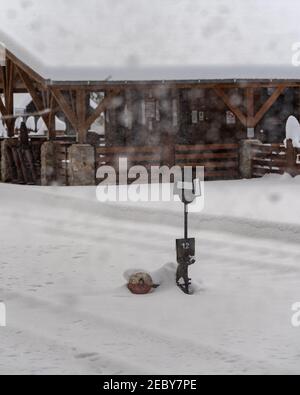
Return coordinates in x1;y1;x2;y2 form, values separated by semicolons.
239;139;262;179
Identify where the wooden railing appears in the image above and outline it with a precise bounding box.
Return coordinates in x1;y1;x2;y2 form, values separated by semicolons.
95;146;163;184
96;146;162;169
251;140;300;178
251;143;286;177
95;143;241;182
175;143;240;180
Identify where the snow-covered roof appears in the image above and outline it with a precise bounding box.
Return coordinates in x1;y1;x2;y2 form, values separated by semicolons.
0;0;300;82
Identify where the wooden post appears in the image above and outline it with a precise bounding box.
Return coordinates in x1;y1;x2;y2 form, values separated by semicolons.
76;89;87;144
5;59;14;137
246;88;255;138
286;139;297;177
47;94;56;140
125;89;133;144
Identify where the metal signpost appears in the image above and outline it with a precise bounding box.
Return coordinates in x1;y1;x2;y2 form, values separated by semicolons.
174;175;201;294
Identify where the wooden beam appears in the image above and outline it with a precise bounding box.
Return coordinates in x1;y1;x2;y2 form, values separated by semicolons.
47;94;56;140
246;87;254;128
76;90;86;126
41;90;47;109
253;86;286;126
0;67;8;126
16;66;49;130
4;59;15;136
6;50;46;87
214;87;247;127
50;88;79;132
5;60;14;111
69;90;76;114
84;90;120;130
49;81;299;92
76;89;87;144
0;95;8;117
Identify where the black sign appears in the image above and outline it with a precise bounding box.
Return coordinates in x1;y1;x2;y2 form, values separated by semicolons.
176;238;195;261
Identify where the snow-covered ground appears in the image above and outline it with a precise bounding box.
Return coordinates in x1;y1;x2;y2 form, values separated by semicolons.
1;175;300;375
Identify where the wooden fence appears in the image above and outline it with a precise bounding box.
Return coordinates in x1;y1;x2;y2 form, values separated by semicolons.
95;143;240;182
175;143;240;180
251;139;300;178
96;146;162;169
12;138;300;185
95;145;162;184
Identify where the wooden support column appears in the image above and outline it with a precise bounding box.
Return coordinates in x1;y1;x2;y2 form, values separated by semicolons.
76;89;87;144
5;60;14;116
246;88;254;126
0;66;10;134
47;94;56;140
125;89;133;144
0;94;8;118
4;59;15;137
246;87;255;138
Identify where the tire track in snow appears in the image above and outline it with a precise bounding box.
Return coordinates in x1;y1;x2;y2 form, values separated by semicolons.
1;188;299;374
2;208;300;277
0;320;149;375
2;289;294;375
3;186;300;245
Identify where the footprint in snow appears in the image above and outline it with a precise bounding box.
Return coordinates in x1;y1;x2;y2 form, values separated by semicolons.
75;352;99;359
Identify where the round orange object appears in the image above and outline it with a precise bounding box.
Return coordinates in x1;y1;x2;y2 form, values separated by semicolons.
127;272;154;295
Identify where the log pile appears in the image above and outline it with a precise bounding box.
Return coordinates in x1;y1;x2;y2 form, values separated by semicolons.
1;136;44;185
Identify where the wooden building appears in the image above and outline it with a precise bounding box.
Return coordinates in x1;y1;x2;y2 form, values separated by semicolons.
1;45;300;147
1;43;300;185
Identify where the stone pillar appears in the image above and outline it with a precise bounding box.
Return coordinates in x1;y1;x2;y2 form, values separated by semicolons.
239;139;262;179
1;139;17;182
41;141;57;186
68;144;95;186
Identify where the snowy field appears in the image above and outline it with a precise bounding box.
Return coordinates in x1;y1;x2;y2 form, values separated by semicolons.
1;175;300;375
